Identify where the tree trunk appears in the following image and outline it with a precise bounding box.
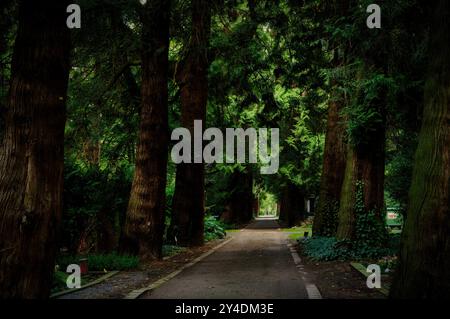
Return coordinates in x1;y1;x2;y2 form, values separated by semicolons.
336;127;385;240
223;169;254;225
390;0;450;299
279;183;305;227
0;0;15;133
313;94;347;236
97;204;116;253
169;0;210;247
121;0;170;260
0;0;70;298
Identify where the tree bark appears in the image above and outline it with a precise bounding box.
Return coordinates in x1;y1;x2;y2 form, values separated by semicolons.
223;169;254;225
121;0;170;260
390;0;450;298
169;0;211;247
0;0;70;298
336;126;385;240
313;95;347;236
279;182;305;227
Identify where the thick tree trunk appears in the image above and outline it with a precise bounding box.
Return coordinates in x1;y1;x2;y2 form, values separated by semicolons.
279;183;305;227
390;0;450;299
313;95;347;236
97;204;116;253
336;128;385;240
121;0;170;260
223;169;254;225
170;0;210;247
336;68;386;240
0;0;15;132
0;0;70;298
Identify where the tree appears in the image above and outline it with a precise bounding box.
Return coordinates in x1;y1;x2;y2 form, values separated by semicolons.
334;5;389;242
279;182;305;227
170;0;211;246
0;0;71;298
312;1;350;237
390;0;450;298
313;88;347;236
121;0;171;260
223;168;254;225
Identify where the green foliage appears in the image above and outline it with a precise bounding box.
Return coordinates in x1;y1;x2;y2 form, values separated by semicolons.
86;253;138;271
204;215;227;242
52;271;69;293
385;133;418;211
343;71;394;147
56;253;139;272
301;235;397;262
353;181;388;253
301;237;352;261
259;191;277;216
302;182;392;261
62;158;132;252
318;199;339;237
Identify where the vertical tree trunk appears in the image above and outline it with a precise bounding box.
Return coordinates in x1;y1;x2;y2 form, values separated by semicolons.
97;204;116;253
170;0;210;247
0;0;15;132
336;60;386;241
121;0;170;260
224;169;254;225
279;182;305;227
390;0;450;298
313;95;347;236
336;125;386;240
313;0;351;237
0;0;70;298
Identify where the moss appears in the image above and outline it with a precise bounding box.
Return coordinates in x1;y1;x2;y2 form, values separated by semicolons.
336;147;357;240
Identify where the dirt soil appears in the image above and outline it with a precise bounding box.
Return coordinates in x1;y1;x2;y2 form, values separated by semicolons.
296;245;388;299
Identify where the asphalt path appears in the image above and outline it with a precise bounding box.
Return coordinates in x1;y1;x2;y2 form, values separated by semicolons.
144;218;308;299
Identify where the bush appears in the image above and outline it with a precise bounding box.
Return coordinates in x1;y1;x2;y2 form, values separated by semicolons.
56;253;139;271
204;215;226;241
301;237;352;261
62;158;132;253
300;235;398;261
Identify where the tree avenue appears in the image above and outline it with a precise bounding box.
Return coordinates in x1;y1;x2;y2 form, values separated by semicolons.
0;0;448;300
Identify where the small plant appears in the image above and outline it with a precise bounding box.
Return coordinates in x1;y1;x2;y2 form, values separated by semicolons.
301;237;352;261
204;215;226;241
56;252;139;272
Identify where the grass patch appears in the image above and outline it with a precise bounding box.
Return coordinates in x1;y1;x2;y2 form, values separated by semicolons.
282;226;313;239
288;233;303;240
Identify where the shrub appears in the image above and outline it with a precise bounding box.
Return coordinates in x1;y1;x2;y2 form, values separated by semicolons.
204;215;226;241
301;237;352;261
300;234;398;261
62;159;132;253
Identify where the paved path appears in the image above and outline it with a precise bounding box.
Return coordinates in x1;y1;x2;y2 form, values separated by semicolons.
143;218;308;299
